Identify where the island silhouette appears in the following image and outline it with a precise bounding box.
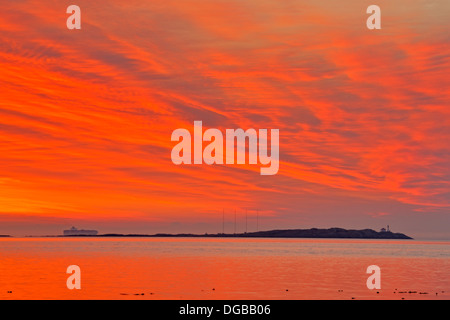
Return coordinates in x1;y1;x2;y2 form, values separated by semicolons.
61;227;412;239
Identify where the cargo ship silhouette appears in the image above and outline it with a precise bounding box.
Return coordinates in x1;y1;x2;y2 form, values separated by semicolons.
63;226;98;236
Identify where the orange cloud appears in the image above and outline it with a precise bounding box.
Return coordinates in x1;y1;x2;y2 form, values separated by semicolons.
0;0;448;237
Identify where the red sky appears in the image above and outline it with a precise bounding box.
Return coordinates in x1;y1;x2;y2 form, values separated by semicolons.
0;0;449;238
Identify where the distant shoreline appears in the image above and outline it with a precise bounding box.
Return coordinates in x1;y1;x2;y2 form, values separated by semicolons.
55;228;412;240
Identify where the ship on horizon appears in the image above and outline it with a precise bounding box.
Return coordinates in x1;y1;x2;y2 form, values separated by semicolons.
63;226;98;236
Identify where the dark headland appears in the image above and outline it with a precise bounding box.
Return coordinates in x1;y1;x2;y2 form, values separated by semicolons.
92;228;412;239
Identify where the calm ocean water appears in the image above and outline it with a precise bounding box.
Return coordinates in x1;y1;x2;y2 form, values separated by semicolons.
0;237;449;300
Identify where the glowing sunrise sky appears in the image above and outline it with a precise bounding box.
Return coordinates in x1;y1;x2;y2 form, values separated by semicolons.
0;0;449;238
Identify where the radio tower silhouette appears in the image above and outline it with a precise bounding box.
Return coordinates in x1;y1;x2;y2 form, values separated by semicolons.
234;209;237;234
257;209;259;232
222;209;225;234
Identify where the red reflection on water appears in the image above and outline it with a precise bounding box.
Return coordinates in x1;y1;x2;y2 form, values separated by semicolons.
0;238;448;300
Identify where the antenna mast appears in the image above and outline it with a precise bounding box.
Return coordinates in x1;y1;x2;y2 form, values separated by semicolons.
257;209;259;232
234;209;237;234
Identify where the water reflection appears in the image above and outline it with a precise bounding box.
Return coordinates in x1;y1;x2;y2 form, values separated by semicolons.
0;238;448;299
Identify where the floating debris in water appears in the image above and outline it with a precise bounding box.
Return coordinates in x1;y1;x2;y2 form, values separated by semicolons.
120;292;145;296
